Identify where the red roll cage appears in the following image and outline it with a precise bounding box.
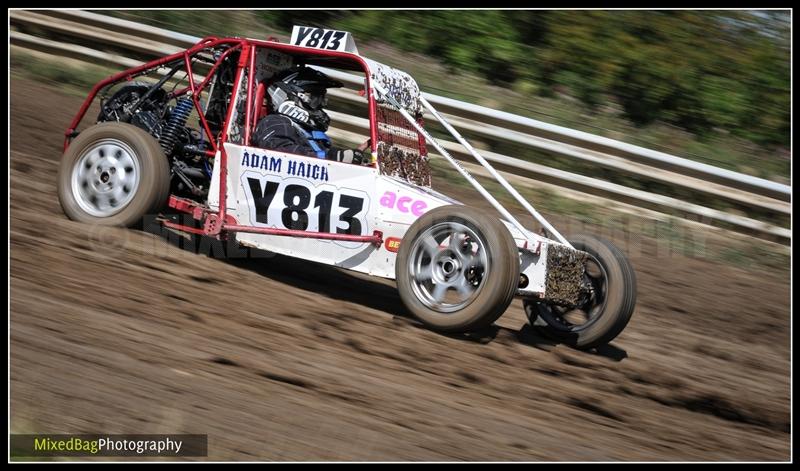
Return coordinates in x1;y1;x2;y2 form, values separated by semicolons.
64;35;398;245
64;36;380;153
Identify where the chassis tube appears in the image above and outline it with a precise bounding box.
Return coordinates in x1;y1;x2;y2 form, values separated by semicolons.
63;36;234;150
419;96;571;247
371;83;566;247
224;225;383;246
244;44;256;145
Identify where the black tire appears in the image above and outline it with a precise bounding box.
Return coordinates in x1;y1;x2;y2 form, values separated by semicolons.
57;122;171;228
525;234;637;349
396;205;520;333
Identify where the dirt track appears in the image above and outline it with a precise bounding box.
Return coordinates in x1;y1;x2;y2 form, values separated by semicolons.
10;77;791;461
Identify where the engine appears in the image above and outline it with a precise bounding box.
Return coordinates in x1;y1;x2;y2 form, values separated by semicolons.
97;82;212;199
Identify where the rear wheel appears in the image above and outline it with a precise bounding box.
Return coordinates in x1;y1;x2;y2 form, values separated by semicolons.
396;205;520;333
525;234;637;349
57;122;171;227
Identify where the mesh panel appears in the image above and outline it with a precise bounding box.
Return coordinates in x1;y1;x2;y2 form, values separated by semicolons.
376;104;431;187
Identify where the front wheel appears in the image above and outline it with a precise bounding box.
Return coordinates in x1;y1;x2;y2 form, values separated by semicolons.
57;122;171;227
525;234;637;349
396;205;520;333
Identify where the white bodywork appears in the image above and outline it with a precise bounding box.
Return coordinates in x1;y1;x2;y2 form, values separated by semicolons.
205;37;566;297
208;143;553;296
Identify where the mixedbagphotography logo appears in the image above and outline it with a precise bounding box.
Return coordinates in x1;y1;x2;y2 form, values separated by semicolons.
10;434;208;457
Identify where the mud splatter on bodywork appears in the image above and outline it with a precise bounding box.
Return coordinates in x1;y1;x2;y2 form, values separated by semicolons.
377;142;431;187
543;243;589;307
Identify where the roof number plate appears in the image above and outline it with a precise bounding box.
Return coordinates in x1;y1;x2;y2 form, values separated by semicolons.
290;26;358;54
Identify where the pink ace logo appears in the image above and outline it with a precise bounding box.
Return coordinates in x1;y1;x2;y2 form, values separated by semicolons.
379;191;428;217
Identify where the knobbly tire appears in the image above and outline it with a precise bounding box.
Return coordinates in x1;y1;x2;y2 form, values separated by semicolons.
396;205;520;333
58;122;171;228
525;234;637;349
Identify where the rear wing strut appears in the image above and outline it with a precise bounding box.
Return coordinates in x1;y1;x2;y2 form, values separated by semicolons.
371;83;572;248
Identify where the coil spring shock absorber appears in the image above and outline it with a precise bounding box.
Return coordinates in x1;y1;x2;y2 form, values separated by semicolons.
159;98;194;155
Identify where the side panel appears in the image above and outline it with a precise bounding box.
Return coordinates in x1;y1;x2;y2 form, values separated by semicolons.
220;143;381;269
210;145;464;278
208;144;557;288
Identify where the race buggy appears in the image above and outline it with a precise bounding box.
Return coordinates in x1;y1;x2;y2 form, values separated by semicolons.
57;26;637;349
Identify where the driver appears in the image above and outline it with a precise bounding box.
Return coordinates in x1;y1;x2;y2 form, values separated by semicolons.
253;66;369;164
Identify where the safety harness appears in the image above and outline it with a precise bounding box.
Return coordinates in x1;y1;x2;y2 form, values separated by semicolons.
294;125;331;159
